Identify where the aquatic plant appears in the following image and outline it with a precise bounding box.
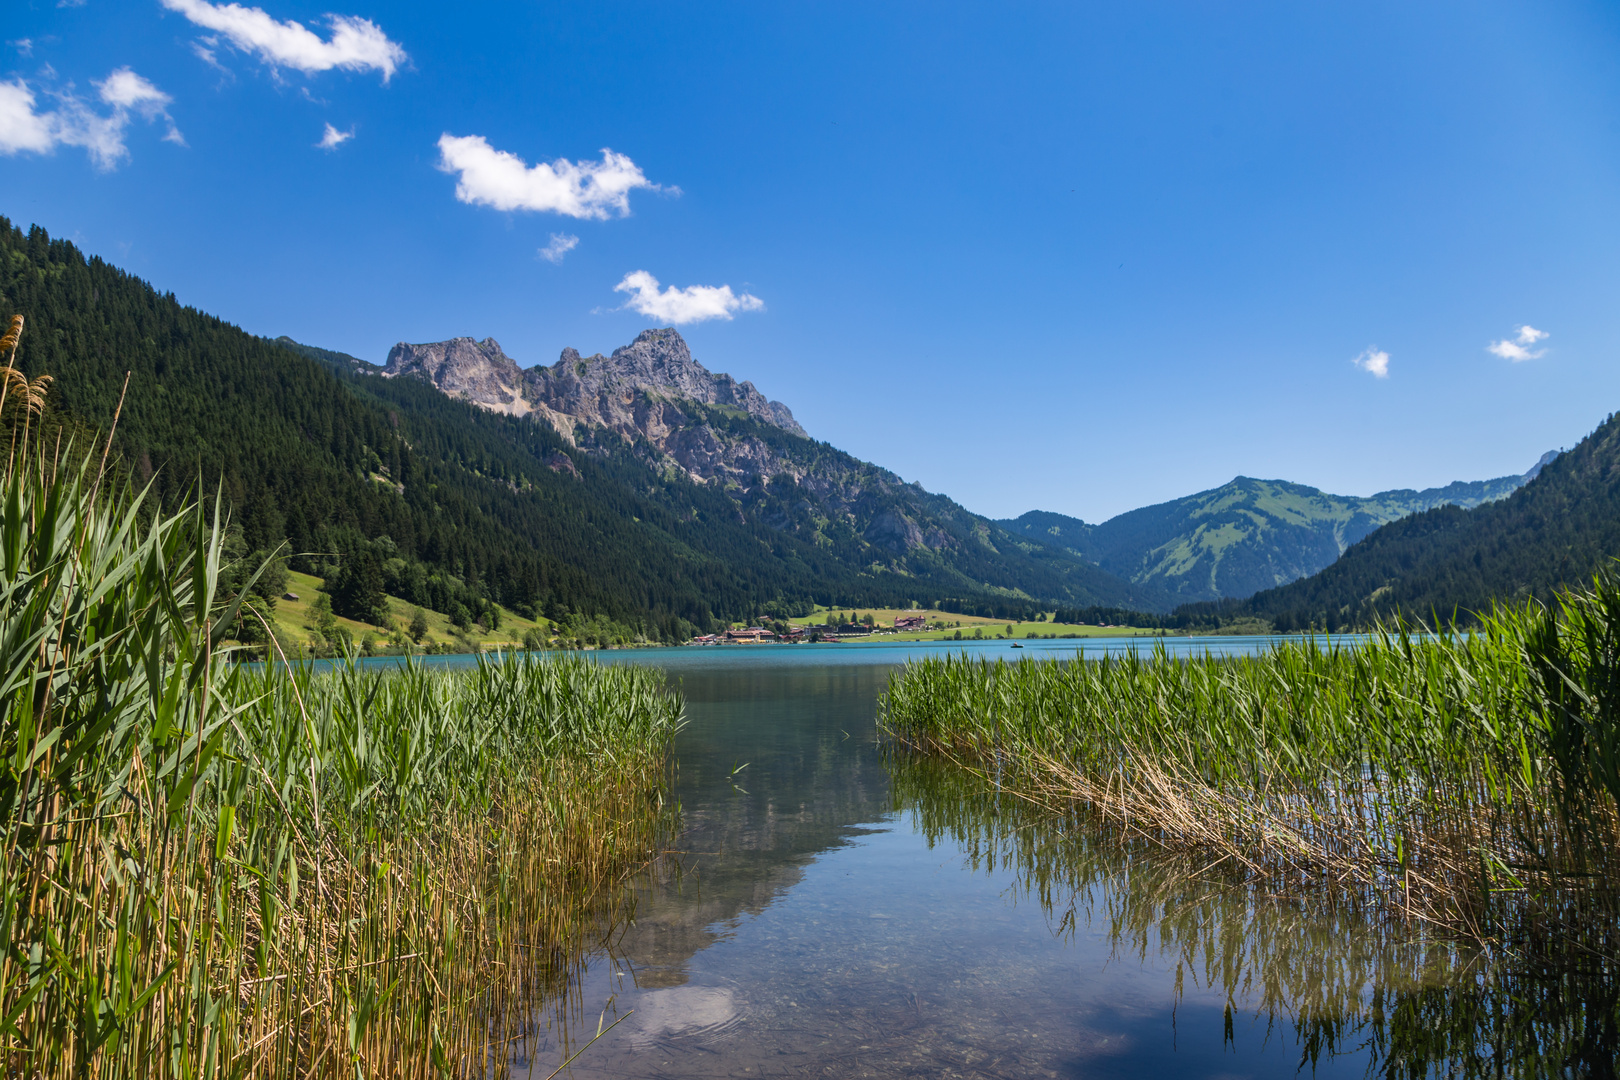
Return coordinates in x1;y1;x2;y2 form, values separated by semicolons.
880;592;1620;935
0;320;684;1077
888;749;1620;1078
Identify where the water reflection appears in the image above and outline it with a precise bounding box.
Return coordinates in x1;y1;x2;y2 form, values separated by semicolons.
890;749;1620;1079
510;649;1618;1078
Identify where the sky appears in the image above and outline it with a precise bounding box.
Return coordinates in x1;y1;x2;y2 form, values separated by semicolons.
3;1;1620;523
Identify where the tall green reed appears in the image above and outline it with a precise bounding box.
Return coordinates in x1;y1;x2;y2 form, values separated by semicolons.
881;591;1620;932
0;322;684;1076
889;748;1619;1078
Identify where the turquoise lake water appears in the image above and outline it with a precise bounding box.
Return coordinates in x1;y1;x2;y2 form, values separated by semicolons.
332;638;1580;1077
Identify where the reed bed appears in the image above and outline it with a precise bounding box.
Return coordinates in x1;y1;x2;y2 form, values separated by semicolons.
881;591;1620;937
0;344;685;1078
888;750;1620;1078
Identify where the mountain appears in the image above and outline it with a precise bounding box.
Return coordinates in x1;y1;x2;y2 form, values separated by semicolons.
0;217;1167;643
1188;414;1620;631
315;329;1175;615
382;329;807;438
999;469;1538;603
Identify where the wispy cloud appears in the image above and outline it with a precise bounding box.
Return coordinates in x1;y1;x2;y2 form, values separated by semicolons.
1351;345;1390;379
162;0;406;81
56;0;85;8
316;121;352;150
538;233;579;264
1486;324;1549;362
9;39;32;57
0;68;181;168
436;135;665;219
613;271;764;324
96;67;184;144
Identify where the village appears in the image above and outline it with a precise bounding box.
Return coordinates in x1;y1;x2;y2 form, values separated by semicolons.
687;613;931;645
683;609;1157;645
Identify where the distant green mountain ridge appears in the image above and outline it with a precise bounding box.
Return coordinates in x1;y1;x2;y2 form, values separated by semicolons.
998;466;1543;603
1189;418;1619;631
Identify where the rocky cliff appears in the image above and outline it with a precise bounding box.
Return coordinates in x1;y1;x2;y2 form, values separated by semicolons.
362;327;1169;611
383;337;533;417
383;328;804;439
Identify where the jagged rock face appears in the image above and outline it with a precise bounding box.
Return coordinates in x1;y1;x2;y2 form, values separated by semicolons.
524;328;806;439
381;329;806;458
376;328;954;557
350;328;1166;608
383;337;532;417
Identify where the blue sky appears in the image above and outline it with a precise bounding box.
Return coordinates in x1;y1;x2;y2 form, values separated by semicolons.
4;1;1620;522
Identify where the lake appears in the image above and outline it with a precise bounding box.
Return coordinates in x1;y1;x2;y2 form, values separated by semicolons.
344;638;1581;1077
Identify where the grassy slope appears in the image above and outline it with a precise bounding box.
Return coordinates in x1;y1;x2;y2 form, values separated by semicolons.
269;570;549;652
1000;471;1528;603
782;605;1162;642
1216;412;1620;630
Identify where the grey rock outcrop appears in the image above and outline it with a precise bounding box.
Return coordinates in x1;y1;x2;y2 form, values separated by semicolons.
382;337;532;417
523;328;806;439
381;329;805;446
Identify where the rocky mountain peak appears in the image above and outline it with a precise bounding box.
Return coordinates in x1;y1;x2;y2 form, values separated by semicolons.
531;327;807;439
383;337;531;416
374;328;808;478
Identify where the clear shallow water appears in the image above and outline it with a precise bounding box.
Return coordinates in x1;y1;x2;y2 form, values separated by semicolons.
473;639;1437;1079
298;639;1611;1075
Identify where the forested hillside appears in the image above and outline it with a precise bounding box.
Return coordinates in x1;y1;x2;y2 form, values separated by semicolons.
0;218;1161;638
1185;413;1620;630
286;326;1175;615
1001;470;1531;602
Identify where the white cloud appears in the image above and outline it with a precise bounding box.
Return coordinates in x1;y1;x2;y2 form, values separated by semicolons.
613;271;764;324
56;0;86;7
0;81;56;156
1351;345;1390;378
96;67;184;146
9;40;33;57
0;69;181;167
538;233;579;264
316;121;352;150
161;0;406;81
436;134;664;219
1487;324;1549;362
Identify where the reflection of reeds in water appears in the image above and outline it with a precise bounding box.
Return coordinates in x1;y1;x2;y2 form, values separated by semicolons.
887;749;1620;1078
0;314;684;1077
881;602;1620;934
882;597;1620;1073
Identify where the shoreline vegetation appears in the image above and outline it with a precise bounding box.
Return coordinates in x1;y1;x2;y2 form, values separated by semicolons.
0;316;685;1077
880;591;1620;955
888;750;1616;1076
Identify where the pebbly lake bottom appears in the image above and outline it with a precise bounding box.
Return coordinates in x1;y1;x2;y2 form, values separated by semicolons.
448;640;1609;1078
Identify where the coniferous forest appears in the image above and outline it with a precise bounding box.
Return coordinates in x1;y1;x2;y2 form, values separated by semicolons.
1179;411;1620;631
0;218;1131;639
0;219;851;638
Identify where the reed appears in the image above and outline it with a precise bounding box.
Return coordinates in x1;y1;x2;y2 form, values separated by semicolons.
880;591;1620;935
888;749;1620;1077
0;319;684;1077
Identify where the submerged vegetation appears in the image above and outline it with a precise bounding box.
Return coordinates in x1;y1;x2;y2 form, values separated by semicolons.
0;314;684;1076
888;750;1620;1077
881;588;1620;941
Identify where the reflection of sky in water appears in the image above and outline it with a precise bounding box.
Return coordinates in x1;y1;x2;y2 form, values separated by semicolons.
508;647;1471;1079
623;986;740;1048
